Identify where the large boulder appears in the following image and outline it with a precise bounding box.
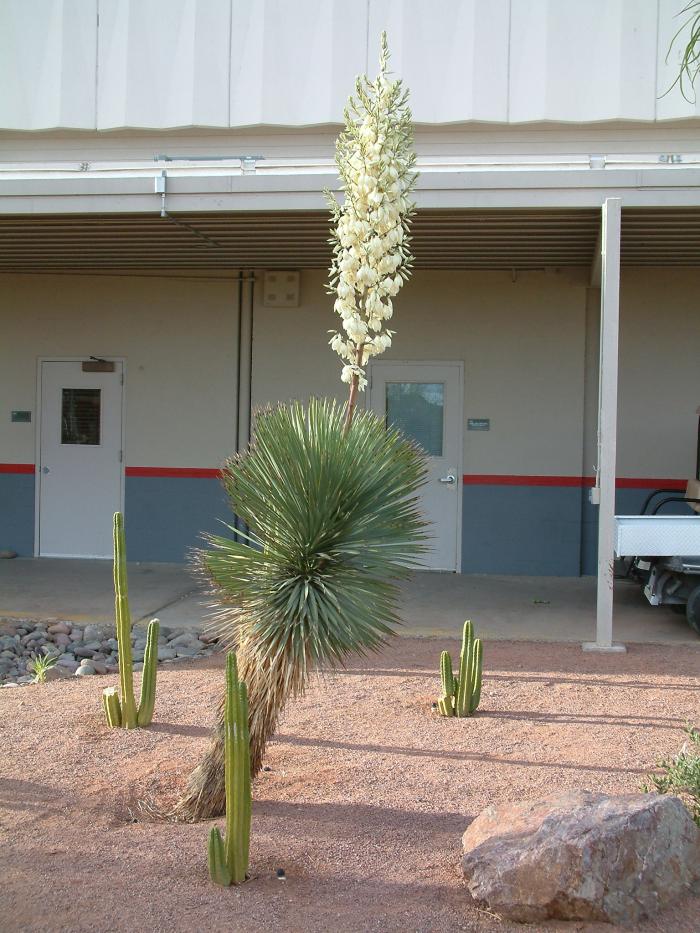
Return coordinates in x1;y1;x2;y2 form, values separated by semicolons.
461;790;700;924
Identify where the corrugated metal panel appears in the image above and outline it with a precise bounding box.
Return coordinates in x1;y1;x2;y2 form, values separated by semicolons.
230;0;367;126
622;209;700;264
368;0;509;122
0;208;698;273
0;0;97;130
3;1;700;130
97;0;230;129
509;0;657;123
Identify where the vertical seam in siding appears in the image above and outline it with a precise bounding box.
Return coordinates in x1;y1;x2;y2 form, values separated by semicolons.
654;0;661;120
365;0;370;73
227;0;233;129
94;1;100;129
506;0;512;121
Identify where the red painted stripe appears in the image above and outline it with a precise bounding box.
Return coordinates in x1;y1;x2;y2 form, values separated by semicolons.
0;463;687;490
615;477;687;490
463;474;585;487
463;474;689;490
125;466;221;479
0;463;35;474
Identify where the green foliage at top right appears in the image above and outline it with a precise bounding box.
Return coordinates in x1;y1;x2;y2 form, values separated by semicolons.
642;724;700;825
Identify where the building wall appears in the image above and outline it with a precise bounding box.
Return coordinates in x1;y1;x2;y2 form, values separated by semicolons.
0;273;238;560
2;0;699;131
1;266;698;568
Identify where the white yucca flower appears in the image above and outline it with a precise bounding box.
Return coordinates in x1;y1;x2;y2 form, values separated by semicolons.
325;32;417;427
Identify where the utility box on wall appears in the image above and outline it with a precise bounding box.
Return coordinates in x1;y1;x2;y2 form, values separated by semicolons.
262;271;300;308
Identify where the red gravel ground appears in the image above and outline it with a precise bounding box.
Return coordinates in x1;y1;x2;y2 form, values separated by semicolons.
2;637;699;933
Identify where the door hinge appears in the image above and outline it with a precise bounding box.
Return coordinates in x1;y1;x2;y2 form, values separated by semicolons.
120;373;124;386
119;450;123;463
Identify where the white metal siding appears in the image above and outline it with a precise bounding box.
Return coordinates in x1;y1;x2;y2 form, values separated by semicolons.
2;0;700;130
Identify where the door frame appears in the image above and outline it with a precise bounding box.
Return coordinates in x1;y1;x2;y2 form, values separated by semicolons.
34;356;126;558
367;359;464;573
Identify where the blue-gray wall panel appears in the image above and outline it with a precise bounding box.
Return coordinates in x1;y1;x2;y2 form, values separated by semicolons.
125;477;230;562
0;474;35;556
461;485;582;576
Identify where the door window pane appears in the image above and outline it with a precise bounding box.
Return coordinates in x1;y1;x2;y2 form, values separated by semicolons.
61;388;101;445
386;382;444;456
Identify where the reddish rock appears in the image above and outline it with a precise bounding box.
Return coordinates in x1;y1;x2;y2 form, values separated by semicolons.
461;790;700;924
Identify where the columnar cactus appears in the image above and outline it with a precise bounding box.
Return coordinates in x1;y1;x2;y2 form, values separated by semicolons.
111;511;137;728
137;618;160;727
437;650;455;717
103;511;159;729
102;686;122;728
208;652;252;886
437;620;483;718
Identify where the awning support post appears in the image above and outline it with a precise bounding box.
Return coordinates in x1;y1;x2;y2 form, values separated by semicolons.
584;197;626;653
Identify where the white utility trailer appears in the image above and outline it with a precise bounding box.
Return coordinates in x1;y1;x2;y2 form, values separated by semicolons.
613;408;700;636
615;511;700;634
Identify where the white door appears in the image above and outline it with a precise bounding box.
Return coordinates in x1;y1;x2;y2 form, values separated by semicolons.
369;361;463;572
38;360;123;558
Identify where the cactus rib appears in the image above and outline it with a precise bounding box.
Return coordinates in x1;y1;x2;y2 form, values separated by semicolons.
438;650;455;716
137;618;160;727
469;638;483;714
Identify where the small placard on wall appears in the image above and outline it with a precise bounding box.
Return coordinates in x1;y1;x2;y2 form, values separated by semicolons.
467;418;490;431
11;410;31;423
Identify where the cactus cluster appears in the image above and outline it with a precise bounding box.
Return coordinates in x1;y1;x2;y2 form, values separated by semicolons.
437;620;483;717
208;652;252;886
102;512;159;729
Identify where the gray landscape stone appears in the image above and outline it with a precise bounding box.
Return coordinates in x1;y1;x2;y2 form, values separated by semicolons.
461;790;700;924
73;646;96;659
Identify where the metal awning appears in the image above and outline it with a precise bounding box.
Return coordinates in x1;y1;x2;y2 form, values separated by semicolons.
0;207;699;273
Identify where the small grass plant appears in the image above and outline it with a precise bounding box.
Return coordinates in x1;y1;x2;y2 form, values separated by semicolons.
29;651;58;684
642;724;700;825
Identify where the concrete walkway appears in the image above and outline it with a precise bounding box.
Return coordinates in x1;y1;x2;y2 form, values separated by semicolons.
0;558;698;646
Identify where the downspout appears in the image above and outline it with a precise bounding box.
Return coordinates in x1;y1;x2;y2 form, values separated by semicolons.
233;272;255;542
233;273;244;543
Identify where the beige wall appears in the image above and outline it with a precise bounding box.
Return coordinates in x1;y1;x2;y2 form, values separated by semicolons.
1;266;697;479
580;270;700;482
0;273;238;468
617;269;700;478
252;268;589;476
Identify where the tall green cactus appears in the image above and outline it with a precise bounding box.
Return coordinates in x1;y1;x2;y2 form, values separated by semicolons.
103;511;159;729
436;620;483;718
208;652;252;886
112;511;137;728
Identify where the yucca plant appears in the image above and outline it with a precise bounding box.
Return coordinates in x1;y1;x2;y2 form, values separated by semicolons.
174;35;422;822
173;398;427;819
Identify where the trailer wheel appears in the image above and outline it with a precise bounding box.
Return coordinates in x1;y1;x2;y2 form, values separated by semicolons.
687;585;700;635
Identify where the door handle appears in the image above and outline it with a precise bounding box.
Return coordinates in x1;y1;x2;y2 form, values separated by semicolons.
439;474;456;485
42;466;50;474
